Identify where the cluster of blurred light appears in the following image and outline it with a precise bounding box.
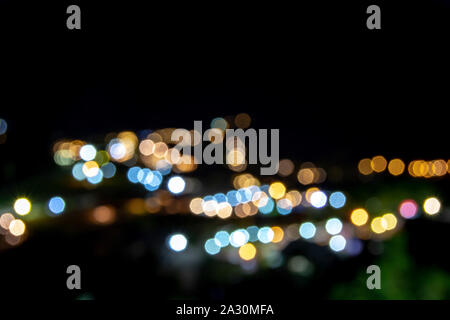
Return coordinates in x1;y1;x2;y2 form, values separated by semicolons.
48;196;66;215
276;198;293;215
82;161;100;177
138;131;198;174
127;166;164;191
79;144;97;161
69;145;115;184
14;198;31;216
168;233;188;252
285;190;302;207
190;185;267;218
358;156;387;175
297;162;327;185
83;163;102;184
206;225;284;258
304;187;319;203
230;229;250;247
408;160;449;178
0;212;26;246
225;137;247;173
370;213;398;234
257;227;275;243
107;131;138;163
53;139;86;166
359;157;450;177
191;183;310;218
233;173;260;189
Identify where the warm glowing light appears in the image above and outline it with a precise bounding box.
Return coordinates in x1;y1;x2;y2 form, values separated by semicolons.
305;187;319;203
226;149;246;166
358;158;373;175
82;161;100;178
371;156;387;173
297;168;315;185
139;139;155;156
410;160;428;177
285;190;302;207
189;198;203;214
252;191;270;208
423;197;441;215
239;243;257;261
350;208;369;226
92;205;116;224
153;142;169;158
217;202;233;219
278;159;295;177
269;182;286;200
207;128;224;144
203;199;218;217
388;159;405;176
0;213;15;230
234;113;251;128
9;219;26;236
14;198;31;216
382;213;397;230
431;160;447;176
271;226;284;243
371;217;386;234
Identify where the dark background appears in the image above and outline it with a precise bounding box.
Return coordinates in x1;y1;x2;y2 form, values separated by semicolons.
0;0;449;300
